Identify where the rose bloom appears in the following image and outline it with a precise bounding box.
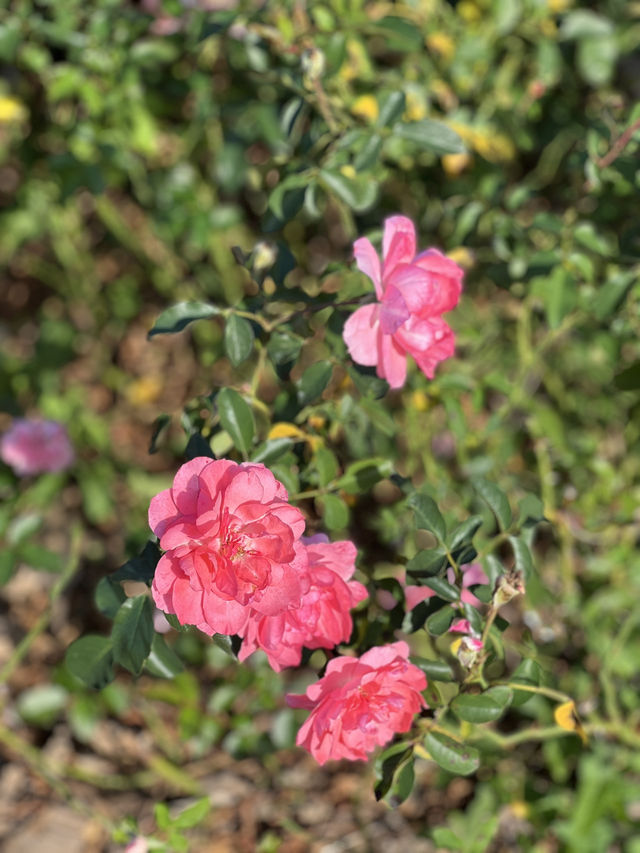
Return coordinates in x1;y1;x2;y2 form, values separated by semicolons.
239;535;368;671
0;418;74;476
286;641;426;764
150;458;307;636
343;215;463;388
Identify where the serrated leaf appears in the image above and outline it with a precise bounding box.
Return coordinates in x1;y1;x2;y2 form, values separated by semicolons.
424;731;480;776
408;491;446;542
148;302;220;338
473;478;512;530
111;596;154;675
217;388;255;456
66;635;115;689
393;119;465;155
224;314;254;367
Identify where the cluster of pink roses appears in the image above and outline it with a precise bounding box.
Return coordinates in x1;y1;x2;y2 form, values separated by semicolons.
150;457;427;763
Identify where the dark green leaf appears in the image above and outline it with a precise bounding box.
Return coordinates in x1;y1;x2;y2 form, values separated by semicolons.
251;438;294;465
408;491;446;542
354;134;383;171
145;634;184;679
317;494;350;530
614;361;640;391
511;659;542;706
212;633;238;658
374;742;413;801
393;120;465;155
374;16;423;51
267;331;303;368
319;170;378;212
425;605;455;636
376;91;406;127
347;363;389;399
95;576;126;619
112;540;161;584
224;314;254;367
449;515;484;551
66;635;115;689
185;432;215;460
296;362;333;406
473;478;512;530
148;301;220;338
422;576;459;603
424;731;480;776
111;596;154;675
217;388;255;456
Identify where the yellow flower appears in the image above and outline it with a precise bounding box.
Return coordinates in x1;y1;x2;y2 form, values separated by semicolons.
0;96;26;123
442;152;471;176
351;94;379;124
447;247;475;269
410;390;429;412
426;32;455;61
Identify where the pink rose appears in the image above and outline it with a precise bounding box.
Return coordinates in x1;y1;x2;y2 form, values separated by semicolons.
0;418;74;476
286;641;426;764
239;536;368;671
343;215;463;389
150;458;307;636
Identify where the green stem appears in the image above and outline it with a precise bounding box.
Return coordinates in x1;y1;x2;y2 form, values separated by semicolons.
498;681;572;704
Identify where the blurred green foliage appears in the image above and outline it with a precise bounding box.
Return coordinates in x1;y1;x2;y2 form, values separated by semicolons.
1;0;640;849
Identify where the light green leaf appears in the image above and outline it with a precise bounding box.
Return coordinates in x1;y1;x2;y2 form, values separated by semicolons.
424;731;480;776
217;388;255;456
224;314;254;367
148;301;220;338
393;119;465;155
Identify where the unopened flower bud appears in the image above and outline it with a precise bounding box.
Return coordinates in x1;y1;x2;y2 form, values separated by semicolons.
493;571;525;609
252;241;277;272
457;635;483;669
301;47;326;81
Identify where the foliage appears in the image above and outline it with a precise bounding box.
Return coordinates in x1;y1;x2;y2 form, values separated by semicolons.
1;0;640;850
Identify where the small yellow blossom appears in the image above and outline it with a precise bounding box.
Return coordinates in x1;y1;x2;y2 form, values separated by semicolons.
554;700;588;744
442;152;471;176
340;164;357;179
447;247;475;269
410;390;429;412
0;96;26;123
426;32;455;61
125;377;163;406
351;94;379;124
509;801;530;820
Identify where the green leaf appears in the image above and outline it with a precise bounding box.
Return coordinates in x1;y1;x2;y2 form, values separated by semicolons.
148;301;220;338
0;550;16;585
511;659;542;706
185;432;215;460
451;691;509;723
393;119;465;155
424;731;480;776
354;133;383;171
172;797;211;830
347;363;389;399
112;540;161;584
448;515;484;551
145;634;184;679
17;685;68;728
473;478;512;530
149;413;171;454
217;388;255;456
425;605;455;636
251;438;294;465
422;576;459;603
405;548;448;578
374;742;413;802
431;827;464;850
313;446;339;487
15;543;63;573
212;633;238;658
376;91;406;127
358;397;397;436
319;170;378;212
224;314;254;367
408;491;446;542
111;596;154;675
335;457;393;494
267;331;303;368
412;658;455;682
95;576;126;619
374;16;423;51
509;535;535;580
296;362;333;406
65;635;115;689
317;494;350;530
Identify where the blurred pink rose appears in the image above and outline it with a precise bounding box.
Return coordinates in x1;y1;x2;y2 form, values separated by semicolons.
239;536;368;671
343;215;463;389
150;458;307;636
404;562;489;611
286;640;426;764
0;418;74;476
